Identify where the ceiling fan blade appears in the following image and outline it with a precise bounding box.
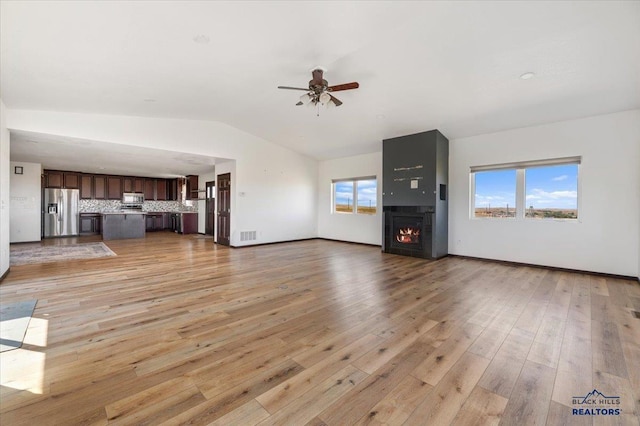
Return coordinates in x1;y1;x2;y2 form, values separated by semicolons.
278;86;310;91
327;82;359;92
329;94;343;107
295;101;304;106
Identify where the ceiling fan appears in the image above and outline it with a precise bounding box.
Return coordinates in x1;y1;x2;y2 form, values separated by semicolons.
278;67;359;112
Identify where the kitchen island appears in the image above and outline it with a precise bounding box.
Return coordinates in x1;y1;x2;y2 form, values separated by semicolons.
101;211;146;240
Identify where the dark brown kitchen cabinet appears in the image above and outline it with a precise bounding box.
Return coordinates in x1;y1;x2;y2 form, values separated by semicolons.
181;213;198;234
167;179;179;201
134;178;145;193
80;175;93;199
123;177;134;193
156;179;167;201
79;213;102;235
45;171;63;188
63;172;80;189
94;176;107;199
145;213;166;231
107;176;122;200
144;179;155;201
44;170;83;189
185;175;199;200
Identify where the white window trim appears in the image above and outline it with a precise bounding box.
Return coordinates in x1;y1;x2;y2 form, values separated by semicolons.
470;157;581;222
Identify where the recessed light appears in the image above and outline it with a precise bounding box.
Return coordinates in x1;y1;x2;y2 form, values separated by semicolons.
193;35;210;44
520;72;535;80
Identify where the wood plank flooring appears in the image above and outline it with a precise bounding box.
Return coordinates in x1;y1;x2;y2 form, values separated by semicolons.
1;233;639;425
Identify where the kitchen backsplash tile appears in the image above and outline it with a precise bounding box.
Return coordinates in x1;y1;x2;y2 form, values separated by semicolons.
80;200;198;213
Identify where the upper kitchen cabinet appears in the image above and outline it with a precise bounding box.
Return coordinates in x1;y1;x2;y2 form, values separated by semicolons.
107;176;123;200
44;170;190;201
167;179;179;201
156;179;167;201
64;172;80;189
94;175;107;199
144;179;155;201
80;174;93;199
44;170;80;189
185;175;199;200
134;178;144;193
44;170;63;188
123;177;134;193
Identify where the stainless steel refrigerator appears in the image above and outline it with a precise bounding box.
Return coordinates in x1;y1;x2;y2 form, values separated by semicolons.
44;188;79;237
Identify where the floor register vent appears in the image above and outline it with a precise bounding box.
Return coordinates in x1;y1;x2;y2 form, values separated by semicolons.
240;231;257;242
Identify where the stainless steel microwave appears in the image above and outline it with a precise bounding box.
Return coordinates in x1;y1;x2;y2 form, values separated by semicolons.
122;192;144;204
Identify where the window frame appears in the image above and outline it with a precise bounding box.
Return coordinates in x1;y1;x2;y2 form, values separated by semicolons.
332;176;378;215
470;157;581;221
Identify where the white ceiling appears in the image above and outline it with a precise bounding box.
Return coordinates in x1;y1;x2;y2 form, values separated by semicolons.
2;1;639;174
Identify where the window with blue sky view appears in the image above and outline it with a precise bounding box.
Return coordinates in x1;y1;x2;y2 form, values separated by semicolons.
474;169;517;217
334;178;377;214
525;164;578;218
473;161;578;219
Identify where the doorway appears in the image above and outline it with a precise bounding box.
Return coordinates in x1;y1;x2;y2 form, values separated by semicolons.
216;173;230;246
205;181;215;236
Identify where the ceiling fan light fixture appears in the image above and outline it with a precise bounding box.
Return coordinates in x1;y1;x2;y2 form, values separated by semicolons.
326;99;337;108
319;92;331;105
299;93;313;104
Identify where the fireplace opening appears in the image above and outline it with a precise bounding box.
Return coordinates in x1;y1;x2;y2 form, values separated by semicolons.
396;227;420;244
391;216;424;250
383;207;433;258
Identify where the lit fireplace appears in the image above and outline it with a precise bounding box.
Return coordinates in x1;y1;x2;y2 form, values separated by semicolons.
384;207;433;258
396;227;420;244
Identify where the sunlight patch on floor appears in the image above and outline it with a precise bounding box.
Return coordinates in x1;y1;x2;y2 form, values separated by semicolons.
0;317;48;395
0;349;46;394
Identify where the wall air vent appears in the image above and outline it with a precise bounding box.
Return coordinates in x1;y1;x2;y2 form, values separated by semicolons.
240;231;257;242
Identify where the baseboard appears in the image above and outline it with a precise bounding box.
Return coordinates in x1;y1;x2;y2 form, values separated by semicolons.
316;237;381;248
0;267;9;283
230;237;317;249
230;237;384;249
450;254;638;282
10;240;42;245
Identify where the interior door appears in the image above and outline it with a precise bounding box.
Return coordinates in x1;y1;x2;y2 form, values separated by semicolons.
216;173;230;246
205;181;215;236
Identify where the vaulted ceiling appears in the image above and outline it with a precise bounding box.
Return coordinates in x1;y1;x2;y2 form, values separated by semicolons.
2;1;639;173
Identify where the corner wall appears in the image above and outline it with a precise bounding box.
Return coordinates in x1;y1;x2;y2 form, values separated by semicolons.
449;110;640;277
0;100;10;278
9;161;42;243
318;152;382;245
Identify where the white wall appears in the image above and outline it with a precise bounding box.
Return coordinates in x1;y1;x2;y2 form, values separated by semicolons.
197;169;216;234
6;109;318;247
318;152;382;245
9;161;42;243
0;100;10;277
449;110;640;277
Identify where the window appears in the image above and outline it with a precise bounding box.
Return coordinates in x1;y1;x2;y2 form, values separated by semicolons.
474;169;517;218
471;157;579;220
333;177;377;215
525;164;578;219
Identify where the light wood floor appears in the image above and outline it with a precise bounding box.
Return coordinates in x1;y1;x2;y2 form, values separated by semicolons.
1;233;639;425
